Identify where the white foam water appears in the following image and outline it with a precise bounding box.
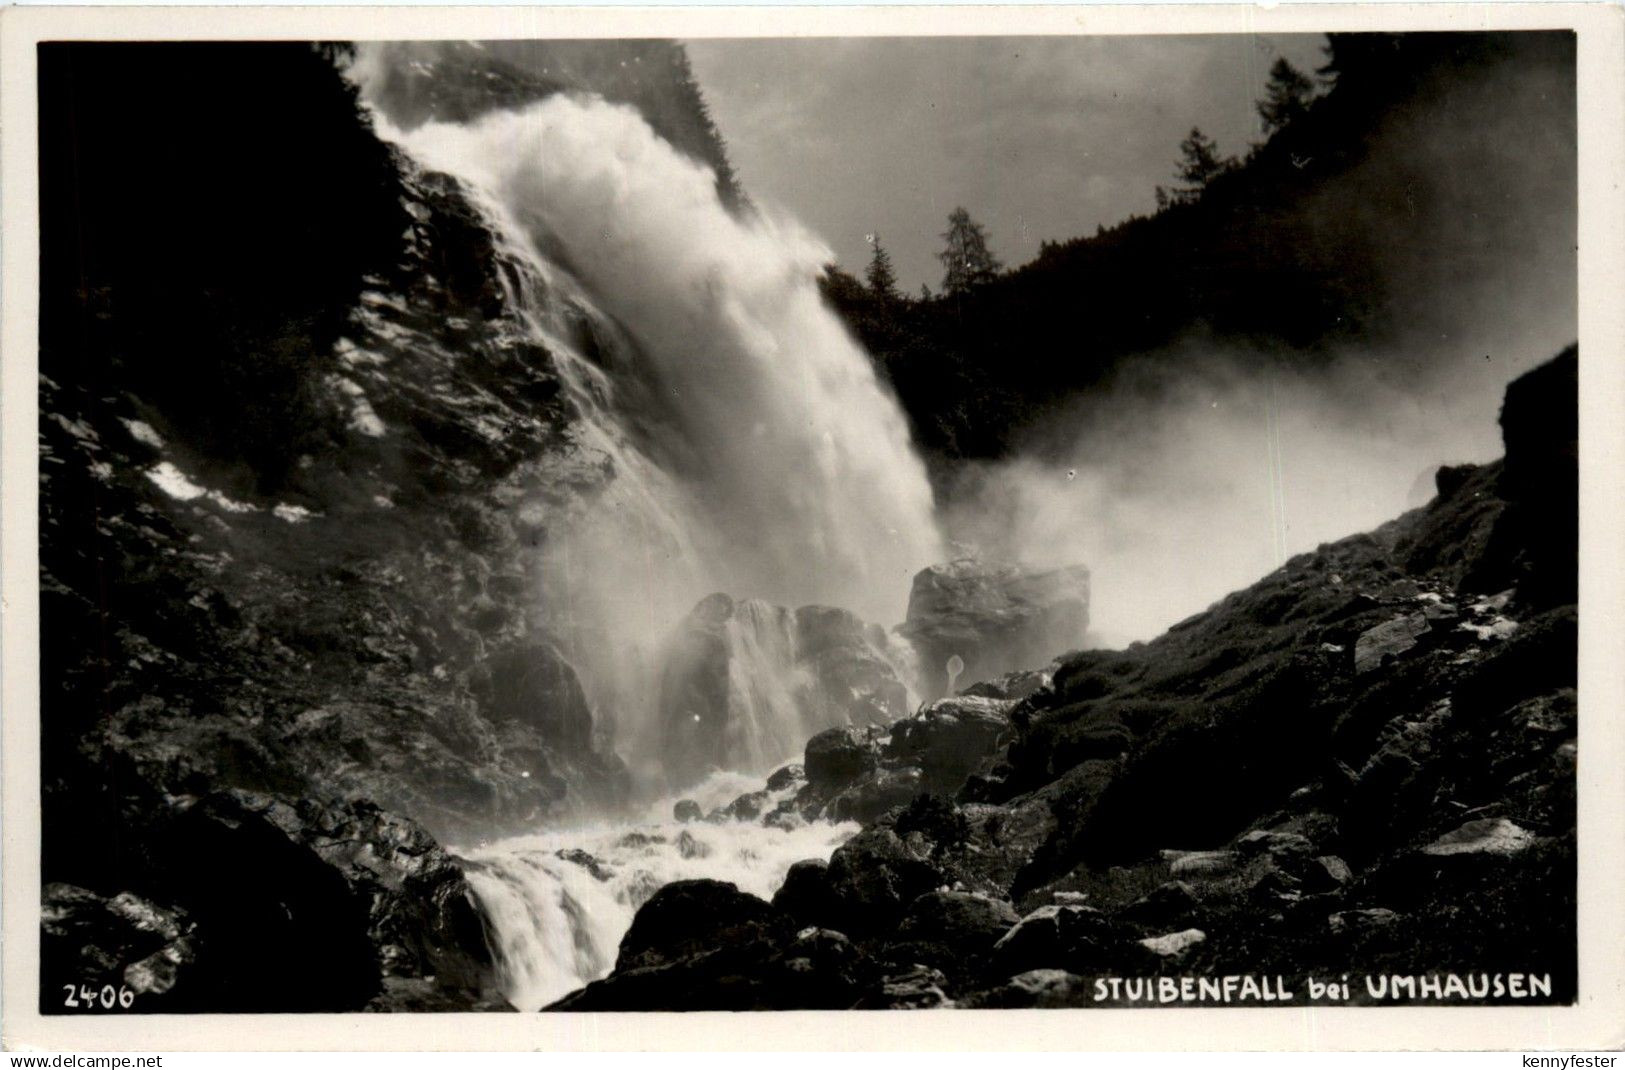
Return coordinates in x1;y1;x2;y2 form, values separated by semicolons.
366;86;937;1009
374;92;943;785
458;773;857;1010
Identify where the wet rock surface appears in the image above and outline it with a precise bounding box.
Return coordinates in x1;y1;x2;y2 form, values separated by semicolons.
38;45;640;1011
900;560;1090;702
559;350;1578;1009
658;596;913;786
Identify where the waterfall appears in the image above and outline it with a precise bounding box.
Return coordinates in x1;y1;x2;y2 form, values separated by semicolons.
374;93;943;783
460;773;859;1010
362;84;946;1007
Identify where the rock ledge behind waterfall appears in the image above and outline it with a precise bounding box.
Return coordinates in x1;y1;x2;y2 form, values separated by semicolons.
899;560;1090;702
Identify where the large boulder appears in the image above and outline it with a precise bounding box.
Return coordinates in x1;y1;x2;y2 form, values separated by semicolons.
804;726;880;792
820;826;946;937
467;640;595;755
657;595;912;787
895;890;1020;949
41;885;201;1012
551;879;877;1011
884;695;1015;793
613;879;793;973
828;767;926;824
899;559;1090;701
793;605;914;727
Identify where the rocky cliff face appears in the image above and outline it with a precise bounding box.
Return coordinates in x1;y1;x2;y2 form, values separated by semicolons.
656;594;914;787
37;42;685;1011
557;347;1578;1010
899;560;1089;701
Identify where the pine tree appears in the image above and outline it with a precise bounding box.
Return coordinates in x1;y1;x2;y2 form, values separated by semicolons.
1176;128;1230;187
1164;128;1235;206
1257;57;1316;134
865;233;899;303
938;207;1002;296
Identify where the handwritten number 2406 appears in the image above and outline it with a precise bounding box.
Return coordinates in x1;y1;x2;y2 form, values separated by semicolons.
62;983;135;1009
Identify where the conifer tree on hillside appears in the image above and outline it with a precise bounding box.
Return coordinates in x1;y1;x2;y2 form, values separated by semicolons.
938;207;1002;296
1158;128;1237;207
1257;57;1317;134
865;233;900;303
1176;128;1231;187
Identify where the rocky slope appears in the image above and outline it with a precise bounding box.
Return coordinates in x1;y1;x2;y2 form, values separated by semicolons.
555;347;1578;1010
37;42;690;1012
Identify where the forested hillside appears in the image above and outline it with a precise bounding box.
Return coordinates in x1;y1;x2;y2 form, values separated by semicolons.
821;32;1576;463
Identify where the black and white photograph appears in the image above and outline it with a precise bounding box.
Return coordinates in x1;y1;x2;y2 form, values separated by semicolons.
3;3;1622;1051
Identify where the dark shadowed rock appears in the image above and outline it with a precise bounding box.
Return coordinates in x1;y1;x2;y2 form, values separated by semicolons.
990;904;1127;977
467;641;594;754
961;969;1090;1008
896;890;1020;949
613;880;791;973
673;799;701;823
962;667;1055;702
657;596;910;787
899;559;1090;701
1121;881;1202;928
772;859;838;929
829;767;925;824
725;790;771;822
41;884;200;1012
821;827;945;937
857;964;952;1009
804;726;880;791
884;695;1014;793
554;848;613;882
765;764;804;792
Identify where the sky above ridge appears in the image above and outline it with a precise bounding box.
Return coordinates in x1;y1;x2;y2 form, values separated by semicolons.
689;34;1327;292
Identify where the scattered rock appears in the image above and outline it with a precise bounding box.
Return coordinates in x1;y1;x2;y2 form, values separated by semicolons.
554;848;613;881
899;558;1090;701
676;830;710;860
1122;881;1201;927
820;827;944;937
804;726;880;791
990;904;1122;977
613;879;791;973
962;969;1089;1008
765;764;804;792
762;809;804;833
1313;855;1353;886
895;891;1020;950
1328;908;1398;934
829;767;925;824
1354;613;1432;674
1162;849;1238;878
962;668;1054;702
771;860;836;929
1138;928;1206;959
884;696;1014;793
1422;817;1536;857
725;790;770;822
41;884;200;1009
673;799;702;824
859;964;952;1009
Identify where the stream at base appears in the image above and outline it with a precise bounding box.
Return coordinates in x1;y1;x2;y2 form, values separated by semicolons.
458;771;857;1010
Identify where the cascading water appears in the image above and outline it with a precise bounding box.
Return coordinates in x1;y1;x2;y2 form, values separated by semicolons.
377;92;943;779
463;772;859;1010
363;83;946;1007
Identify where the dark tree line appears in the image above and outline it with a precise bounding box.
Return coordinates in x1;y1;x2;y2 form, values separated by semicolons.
819;33;1574;466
